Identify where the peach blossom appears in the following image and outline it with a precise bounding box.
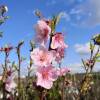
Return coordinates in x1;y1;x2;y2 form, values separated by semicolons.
0;76;2;80
35;20;51;44
55;47;65;63
5;75;16;92
36;65;57;89
31;47;54;66
5;68;16;92
57;67;70;76
51;33;68;49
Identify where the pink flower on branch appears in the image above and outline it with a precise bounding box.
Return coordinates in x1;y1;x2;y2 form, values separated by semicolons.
0;45;13;53
51;33;68;49
5;69;16;93
31;47;54;66
36;65;58;89
54;47;65;63
0;76;2;80
57;67;70;76
35;20;51;44
5;76;16;92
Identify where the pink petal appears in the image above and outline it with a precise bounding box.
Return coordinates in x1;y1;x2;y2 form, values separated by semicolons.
37;78;53;89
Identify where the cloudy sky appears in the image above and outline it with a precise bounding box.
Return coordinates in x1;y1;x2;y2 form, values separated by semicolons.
0;0;100;74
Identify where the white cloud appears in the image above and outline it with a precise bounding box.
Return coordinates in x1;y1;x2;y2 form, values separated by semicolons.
93;63;100;72
74;43;91;55
70;9;83;14
29;0;100;27
74;42;100;55
46;0;56;6
46;0;76;6
86;0;100;26
59;12;70;21
69;0;100;26
69;63;84;73
69;62;100;74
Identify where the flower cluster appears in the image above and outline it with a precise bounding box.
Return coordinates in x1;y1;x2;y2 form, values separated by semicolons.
0;45;13;53
0;68;16;93
5;68;16;93
31;18;70;89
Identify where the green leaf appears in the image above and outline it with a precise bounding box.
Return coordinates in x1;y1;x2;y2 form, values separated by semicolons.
21;56;27;61
96;53;100;59
12;61;18;70
55;13;61;25
0;32;3;37
0;16;9;25
51;14;61;32
51;16;56;32
92;34;100;45
5;16;9;19
30;40;35;51
34;9;42;18
0;19;4;25
96;59;100;62
90;42;94;51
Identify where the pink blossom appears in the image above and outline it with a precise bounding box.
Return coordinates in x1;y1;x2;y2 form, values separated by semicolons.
5;69;16;92
31;47;54;66
5;76;16;92
55;47;65;63
35;20;51;44
57;67;70;76
36;66;58;89
0;45;13;53
51;33;68;49
0;76;2;80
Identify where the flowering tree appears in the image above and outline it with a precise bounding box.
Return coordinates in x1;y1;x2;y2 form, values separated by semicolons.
0;5;100;100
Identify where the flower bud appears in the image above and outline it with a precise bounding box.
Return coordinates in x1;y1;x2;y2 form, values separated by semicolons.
92;34;100;45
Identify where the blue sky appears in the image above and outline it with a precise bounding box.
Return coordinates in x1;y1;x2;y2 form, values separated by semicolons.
0;0;100;75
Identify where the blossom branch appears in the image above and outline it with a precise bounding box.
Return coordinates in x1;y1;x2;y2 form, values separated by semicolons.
16;41;24;99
